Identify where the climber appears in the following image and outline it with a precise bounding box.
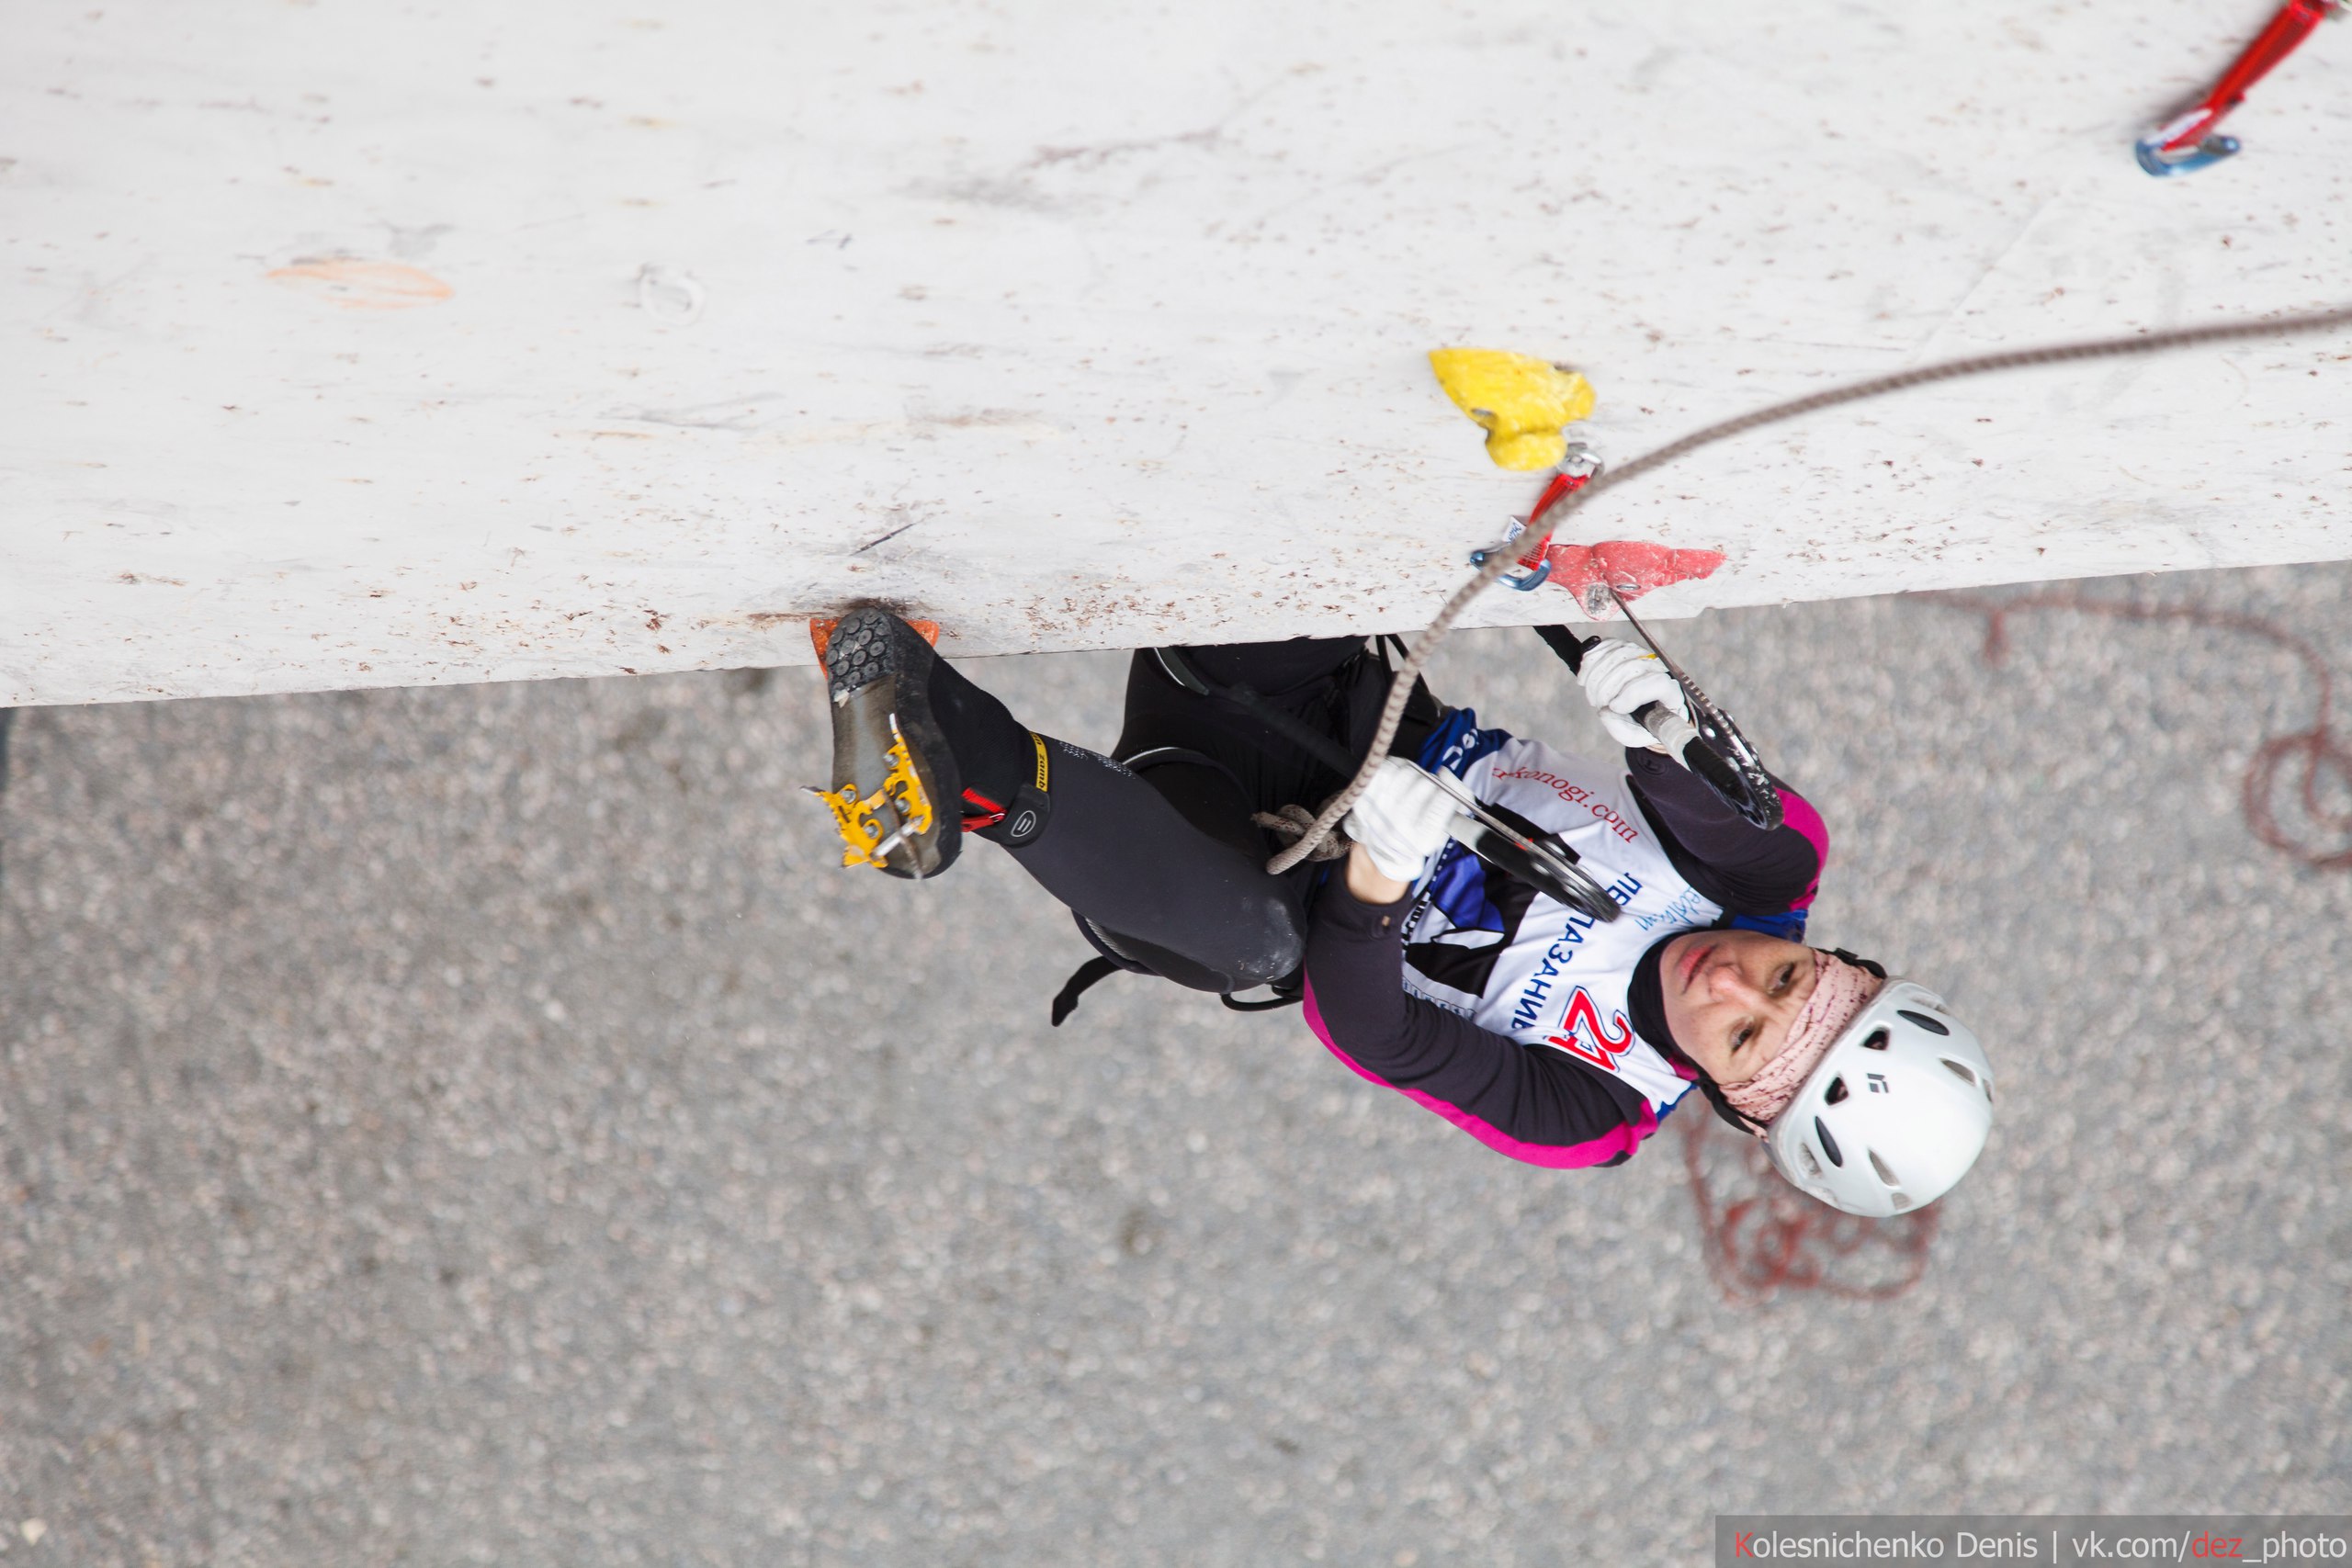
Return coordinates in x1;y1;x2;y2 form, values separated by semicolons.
810;606;1994;1216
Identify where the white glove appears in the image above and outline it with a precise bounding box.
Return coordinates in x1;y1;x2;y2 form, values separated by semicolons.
1345;758;1462;883
1577;637;1690;751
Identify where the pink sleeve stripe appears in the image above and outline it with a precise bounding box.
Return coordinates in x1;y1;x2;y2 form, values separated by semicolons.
1777;786;1830;910
1301;981;1656;1170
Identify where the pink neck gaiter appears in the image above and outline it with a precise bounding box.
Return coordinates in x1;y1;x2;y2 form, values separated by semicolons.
1722;951;1884;1132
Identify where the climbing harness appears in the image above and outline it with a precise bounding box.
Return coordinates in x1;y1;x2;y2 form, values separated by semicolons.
2136;0;2345;175
1265;302;2352;876
1048;733;1324;1021
1153;645;1623;924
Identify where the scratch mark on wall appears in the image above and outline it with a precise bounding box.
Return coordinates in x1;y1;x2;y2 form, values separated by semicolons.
853;520;920;555
752;410;1062;448
266;257;454;310
909;175;1068;213
1028;127;1221;169
1906;194;2059;363
382;222;453;260
613;397;778;430
635;265;704;326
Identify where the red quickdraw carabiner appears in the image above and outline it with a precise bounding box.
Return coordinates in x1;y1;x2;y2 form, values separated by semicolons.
2137;0;2345;175
1468;442;1602;592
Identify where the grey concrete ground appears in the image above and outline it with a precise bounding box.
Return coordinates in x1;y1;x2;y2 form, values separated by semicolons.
2;564;2349;1566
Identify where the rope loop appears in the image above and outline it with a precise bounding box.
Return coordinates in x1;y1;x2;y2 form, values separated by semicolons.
1254;803;1354;862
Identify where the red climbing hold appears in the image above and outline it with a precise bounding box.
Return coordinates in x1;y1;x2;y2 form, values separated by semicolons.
1543;540;1727;604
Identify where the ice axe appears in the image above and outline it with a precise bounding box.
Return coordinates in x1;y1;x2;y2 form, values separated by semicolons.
1537;585;1785;832
1470;448;1782;830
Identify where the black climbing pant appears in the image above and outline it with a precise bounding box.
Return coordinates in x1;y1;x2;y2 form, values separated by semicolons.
989;637;1441;995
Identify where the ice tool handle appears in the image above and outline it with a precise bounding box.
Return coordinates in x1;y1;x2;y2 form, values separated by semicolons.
1538;625;1784;832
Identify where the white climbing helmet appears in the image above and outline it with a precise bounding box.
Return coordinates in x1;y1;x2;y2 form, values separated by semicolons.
1762;980;1995;1218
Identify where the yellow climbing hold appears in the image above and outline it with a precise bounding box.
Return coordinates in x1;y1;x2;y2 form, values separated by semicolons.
1428;348;1597;470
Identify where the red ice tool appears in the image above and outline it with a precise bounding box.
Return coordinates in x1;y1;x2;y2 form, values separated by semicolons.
2136;0;2345;175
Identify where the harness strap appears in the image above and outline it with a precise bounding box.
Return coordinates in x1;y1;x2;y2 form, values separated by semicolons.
1153;647;1362;775
1050;957;1126;1027
1220;981;1305;1013
1048;647;1384;1023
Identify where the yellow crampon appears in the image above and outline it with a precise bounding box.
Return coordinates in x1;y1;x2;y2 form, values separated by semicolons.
807;716;934;871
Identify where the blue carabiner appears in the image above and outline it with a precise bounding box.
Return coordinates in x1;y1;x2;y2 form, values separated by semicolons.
2135;131;2241;176
2131;0;2342;176
1468;445;1602;591
1469;519;1553;591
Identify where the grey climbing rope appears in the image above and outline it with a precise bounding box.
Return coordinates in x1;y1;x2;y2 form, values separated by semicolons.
1267;302;2352;873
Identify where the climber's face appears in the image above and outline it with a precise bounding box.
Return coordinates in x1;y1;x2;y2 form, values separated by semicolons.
1657;930;1819;1087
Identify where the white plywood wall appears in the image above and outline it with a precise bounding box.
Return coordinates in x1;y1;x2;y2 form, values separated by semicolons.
5;0;2348;705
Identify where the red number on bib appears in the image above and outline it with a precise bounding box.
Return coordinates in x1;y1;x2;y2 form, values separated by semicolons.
1547;987;1634;1071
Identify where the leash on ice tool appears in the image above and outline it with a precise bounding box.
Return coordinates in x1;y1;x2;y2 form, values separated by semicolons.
1264;303;2352;875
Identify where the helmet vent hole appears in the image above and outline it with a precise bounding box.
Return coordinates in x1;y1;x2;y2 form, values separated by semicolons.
1941;1058;1981;1089
1860;1029;1892;1052
1798;1145;1823;1180
1814;1118;1844;1168
1824;1076;1849;1105
1896;1008;1951;1037
1889;1191;1914;1213
1869;1150;1900;1187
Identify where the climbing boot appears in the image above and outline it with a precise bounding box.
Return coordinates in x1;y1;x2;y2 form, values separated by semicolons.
810;608;964;879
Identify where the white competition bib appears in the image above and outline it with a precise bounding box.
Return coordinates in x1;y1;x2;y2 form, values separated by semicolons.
1401;719;1724;1115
